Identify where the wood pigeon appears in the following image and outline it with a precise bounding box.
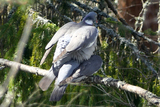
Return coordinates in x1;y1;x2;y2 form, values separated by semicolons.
39;12;99;101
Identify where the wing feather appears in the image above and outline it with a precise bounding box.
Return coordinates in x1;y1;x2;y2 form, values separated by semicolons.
40;22;76;65
53;26;98;63
45;22;76;50
66;26;98;52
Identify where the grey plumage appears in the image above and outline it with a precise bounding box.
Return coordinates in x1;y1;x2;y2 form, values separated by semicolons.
45;22;76;50
40;22;77;65
38;67;56;91
39;12;99;101
53;26;98;63
53;12;98;64
40;12;98;65
49;85;67;101
39;34;72;92
50;60;79;101
50;55;103;101
39;65;57;91
72;55;103;77
59;55;103;86
39;34;72;91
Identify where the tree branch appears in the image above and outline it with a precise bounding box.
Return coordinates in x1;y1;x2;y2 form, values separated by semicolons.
0;58;47;76
0;58;160;106
85;76;160;106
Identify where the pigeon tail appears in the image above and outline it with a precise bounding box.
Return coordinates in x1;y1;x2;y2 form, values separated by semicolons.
39;68;56;91
49;85;67;101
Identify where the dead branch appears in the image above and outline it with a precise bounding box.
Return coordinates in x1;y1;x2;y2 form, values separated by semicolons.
0;58;160;106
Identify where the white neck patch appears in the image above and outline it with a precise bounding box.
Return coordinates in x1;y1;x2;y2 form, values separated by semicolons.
85;20;93;25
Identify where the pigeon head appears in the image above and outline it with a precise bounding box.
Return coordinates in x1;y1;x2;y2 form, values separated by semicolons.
82;12;97;25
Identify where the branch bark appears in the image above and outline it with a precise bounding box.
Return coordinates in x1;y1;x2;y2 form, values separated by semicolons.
0;58;160;106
